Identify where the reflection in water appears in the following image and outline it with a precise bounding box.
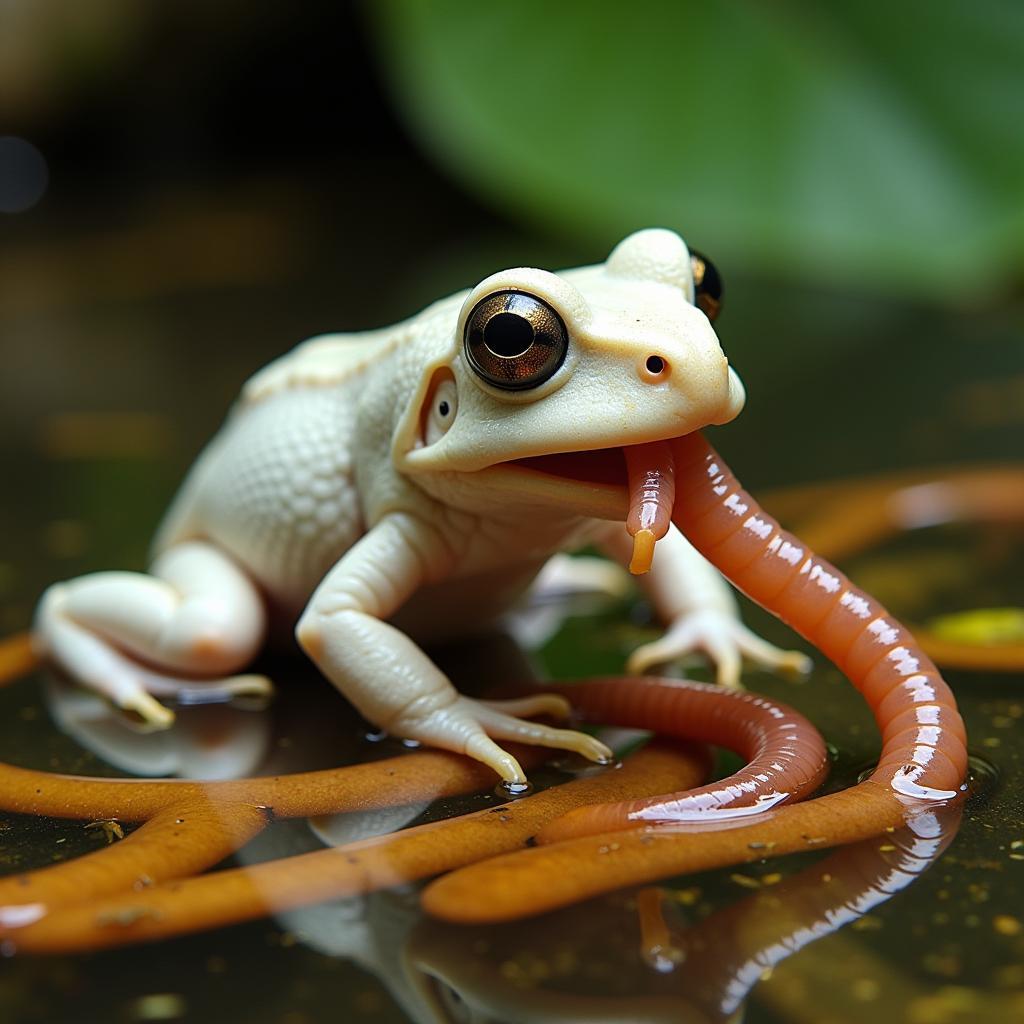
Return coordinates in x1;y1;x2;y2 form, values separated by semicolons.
402;805;963;1024
46;675;273;779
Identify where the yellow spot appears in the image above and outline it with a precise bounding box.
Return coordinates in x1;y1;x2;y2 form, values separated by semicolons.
730;873;761;890
852;978;881;1001
852;916;883;931
129;993;186;1021
994;915;1022;936
927;607;1024;646
668;886;701;906
629;529;656;575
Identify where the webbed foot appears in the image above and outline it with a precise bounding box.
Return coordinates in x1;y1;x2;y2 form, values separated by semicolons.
627;607;812;688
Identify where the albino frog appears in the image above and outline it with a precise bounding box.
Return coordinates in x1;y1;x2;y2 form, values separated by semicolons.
34;229;807;784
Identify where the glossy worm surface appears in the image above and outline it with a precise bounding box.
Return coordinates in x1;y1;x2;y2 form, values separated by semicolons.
670;433;968;800
422;433;970;922
763;464;1024;672
536;677;828;844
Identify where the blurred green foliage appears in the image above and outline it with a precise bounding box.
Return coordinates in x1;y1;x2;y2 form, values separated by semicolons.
369;1;1024;299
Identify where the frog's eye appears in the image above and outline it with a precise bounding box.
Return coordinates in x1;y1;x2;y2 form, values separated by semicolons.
690;249;723;323
464;291;569;391
424;377;458;446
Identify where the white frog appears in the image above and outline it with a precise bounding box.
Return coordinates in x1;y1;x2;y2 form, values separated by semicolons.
34;229;806;784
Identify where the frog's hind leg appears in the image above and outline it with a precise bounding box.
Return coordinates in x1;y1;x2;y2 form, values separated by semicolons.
34;541;269;728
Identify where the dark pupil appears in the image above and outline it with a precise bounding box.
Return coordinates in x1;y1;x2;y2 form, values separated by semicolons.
483;312;534;358
438;400;450;417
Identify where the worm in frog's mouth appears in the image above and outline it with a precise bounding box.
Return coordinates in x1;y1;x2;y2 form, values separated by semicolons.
508;440;677;575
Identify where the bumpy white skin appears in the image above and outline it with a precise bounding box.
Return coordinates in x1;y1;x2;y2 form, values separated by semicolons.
33;229;806;783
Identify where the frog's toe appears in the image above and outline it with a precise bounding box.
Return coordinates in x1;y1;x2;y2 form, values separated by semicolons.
626;633;699;678
474;704;613;765
733;630;813;678
627;608;812;689
464;733;527;785
479;694;572;720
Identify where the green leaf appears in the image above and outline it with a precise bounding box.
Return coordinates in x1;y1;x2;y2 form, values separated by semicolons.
368;1;1024;297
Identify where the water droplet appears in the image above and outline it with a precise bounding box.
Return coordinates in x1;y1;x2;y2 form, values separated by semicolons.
964;752;1001;802
495;780;534;799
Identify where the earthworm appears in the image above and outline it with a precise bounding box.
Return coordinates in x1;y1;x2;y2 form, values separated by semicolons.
534;434;967;847
668;432;968;799
0;741;706;953
533;678;828;844
421;433;969;921
624;440;675;574
0;737;553;913
762;465;1024;672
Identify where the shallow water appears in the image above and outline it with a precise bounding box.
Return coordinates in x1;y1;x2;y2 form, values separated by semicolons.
1;195;1023;1023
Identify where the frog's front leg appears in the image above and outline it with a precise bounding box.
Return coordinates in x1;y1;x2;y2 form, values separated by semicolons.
34;541;270;726
295;513;612;784
598;524;811;687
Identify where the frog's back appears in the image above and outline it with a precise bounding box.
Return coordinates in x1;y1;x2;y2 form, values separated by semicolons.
156;330;401;614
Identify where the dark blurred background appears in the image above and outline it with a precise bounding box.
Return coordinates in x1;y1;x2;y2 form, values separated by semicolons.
2;0;1022;632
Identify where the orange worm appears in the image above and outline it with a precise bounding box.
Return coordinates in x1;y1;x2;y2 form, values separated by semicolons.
535;434;968;846
536;678;828;843
422;433;969;922
668;432;967;799
624;440;675;574
0;801;267;928
0;741;553;915
423;778;927;923
762;465;1024;672
0;735;538;823
1;741;706;953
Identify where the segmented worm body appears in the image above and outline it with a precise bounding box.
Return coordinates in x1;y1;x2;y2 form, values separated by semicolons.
669;433;967;798
422;433;969;921
534;678;828;844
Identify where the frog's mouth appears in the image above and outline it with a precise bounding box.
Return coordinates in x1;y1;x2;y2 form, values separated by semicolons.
486;439;680;574
480;444;634;523
510;447;628;488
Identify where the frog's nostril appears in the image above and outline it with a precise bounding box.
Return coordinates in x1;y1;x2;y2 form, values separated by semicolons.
642;354;669;382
